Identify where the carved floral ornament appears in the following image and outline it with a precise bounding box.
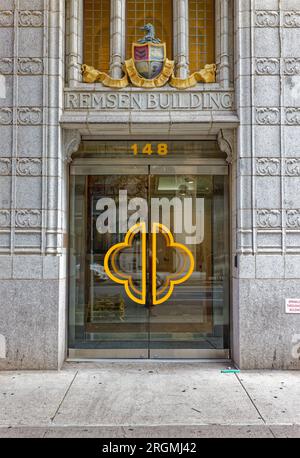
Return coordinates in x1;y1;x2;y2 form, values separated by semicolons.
284;11;300;28
0;210;10;228
18;58;44;75
256;158;280;176
255;11;279;27
0;108;13;125
0;58;43;75
286;210;300;229
257;210;281;228
256;108;280;125
217;130;234;164
0;107;42;126
17;159;42;176
0;11;14;27
0;159;11;176
255;58;300;76
286;108;300;125
0;210;42;228
256;210;300;230
64;130;81;163
256;158;300;177
284;58;300;75
0;10;43;27
18;11;43;27
15;210;41;228
253;108;300;126
82;24;216;89
17;108;42;125
256;58;279;75
286;159;300;176
0;58;13;74
255;10;300;28
0;159;42;176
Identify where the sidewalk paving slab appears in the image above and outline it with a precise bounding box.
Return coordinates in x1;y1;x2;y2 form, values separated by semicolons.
0;371;77;427
269;425;300;438
1;425;300;438
0;362;299;438
52;363;263;427
237;372;300;425
43;425;275;438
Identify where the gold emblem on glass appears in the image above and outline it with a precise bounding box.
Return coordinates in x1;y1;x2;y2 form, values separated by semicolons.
104;223;194;305
104;222;147;305
152;223;195;305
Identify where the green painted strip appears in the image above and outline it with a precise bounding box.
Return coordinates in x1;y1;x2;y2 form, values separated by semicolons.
221;369;241;374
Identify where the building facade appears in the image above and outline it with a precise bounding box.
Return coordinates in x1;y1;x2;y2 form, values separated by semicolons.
0;0;300;370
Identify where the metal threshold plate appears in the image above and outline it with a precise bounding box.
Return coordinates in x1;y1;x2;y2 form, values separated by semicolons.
68;349;230;360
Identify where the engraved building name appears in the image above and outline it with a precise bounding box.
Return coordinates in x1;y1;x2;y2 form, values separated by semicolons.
65;91;234;111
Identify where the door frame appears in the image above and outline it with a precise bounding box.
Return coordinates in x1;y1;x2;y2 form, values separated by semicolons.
68;147;231;360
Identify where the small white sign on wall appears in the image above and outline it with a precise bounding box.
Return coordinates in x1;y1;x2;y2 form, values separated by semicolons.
286;299;300;314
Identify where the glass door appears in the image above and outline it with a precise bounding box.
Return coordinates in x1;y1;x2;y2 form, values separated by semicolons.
69;167;150;358
69;165;229;359
148;167;229;358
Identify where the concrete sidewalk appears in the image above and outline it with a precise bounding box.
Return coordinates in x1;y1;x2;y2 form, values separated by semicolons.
0;362;299;438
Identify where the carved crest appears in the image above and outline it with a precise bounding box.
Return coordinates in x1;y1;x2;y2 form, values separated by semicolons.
133;42;166;80
82;22;216;88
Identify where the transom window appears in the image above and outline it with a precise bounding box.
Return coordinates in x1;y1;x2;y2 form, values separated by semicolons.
189;0;215;73
83;0;216;75
83;0;110;73
126;0;173;59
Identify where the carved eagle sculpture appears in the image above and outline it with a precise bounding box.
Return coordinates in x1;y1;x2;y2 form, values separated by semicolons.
138;23;161;44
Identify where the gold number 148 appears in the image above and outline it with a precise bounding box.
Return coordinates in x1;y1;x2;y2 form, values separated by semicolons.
131;144;168;156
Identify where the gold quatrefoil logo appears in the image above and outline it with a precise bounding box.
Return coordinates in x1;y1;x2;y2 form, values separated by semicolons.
104;223;194;305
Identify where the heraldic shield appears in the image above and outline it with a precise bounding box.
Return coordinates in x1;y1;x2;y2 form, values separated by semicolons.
133;42;166;80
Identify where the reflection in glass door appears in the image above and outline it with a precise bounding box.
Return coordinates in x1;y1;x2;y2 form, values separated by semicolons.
69;166;229;359
69;170;150;358
149;170;229;357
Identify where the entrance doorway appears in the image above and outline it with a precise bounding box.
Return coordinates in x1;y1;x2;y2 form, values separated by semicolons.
69;141;230;359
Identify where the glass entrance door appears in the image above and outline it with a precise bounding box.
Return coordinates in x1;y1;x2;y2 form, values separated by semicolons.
148;167;229;358
69;165;229;359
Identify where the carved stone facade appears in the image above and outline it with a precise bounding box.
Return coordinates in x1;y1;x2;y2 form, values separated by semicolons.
0;0;66;370
0;1;300;370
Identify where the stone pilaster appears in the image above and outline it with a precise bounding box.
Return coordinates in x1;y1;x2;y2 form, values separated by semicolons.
173;0;189;78
0;0;67;370
110;0;125;79
219;0;231;88
233;0;300;370
66;0;82;86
